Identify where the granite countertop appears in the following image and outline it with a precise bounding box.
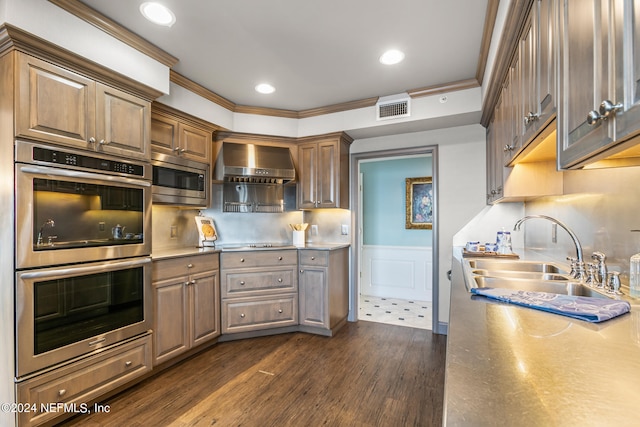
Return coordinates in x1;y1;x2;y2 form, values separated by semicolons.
444;248;640;426
151;243;349;259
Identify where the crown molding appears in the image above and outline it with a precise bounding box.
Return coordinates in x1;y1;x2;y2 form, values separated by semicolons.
476;0;500;84
49;0;178;68
408;78;480;98
169;70;236;111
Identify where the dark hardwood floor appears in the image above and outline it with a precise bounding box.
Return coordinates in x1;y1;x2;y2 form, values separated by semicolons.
59;321;447;427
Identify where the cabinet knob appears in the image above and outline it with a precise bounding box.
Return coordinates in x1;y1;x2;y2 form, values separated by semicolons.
599;100;623;118
240;258;245;262
278;309;283;313
524;112;539;125
99;139;106;145
58;389;66;397
191;279;197;285
300;269;304;273
240;281;245;285
240;313;246;318
503;144;514;152
89;137;96;144
277;278;283;282
180;148;186;153
125;360;132;367
278;256;283;261
187;263;193;268
587;110;603;126
173;147;180;152
311;256;315;260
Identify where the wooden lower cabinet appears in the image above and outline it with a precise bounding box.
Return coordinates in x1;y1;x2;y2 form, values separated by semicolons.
298;247;349;336
16;334;152;427
220;250;298;336
152;252;220;365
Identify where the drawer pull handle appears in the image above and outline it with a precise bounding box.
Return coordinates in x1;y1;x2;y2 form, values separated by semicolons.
187;263;193;268
278;309;283;313
278;278;283;282
58;389;66;397
240;281;245;285
89;337;106;346
125;360;132;367
311;256;315;260
240;313;246;318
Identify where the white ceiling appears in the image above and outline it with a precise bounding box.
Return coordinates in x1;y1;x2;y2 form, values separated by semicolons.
79;0;489;113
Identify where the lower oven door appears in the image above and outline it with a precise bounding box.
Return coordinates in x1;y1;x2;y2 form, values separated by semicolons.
15;257;152;378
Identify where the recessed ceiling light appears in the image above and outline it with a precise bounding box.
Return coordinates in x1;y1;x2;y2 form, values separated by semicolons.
255;83;276;94
379;49;405;65
140;2;176;27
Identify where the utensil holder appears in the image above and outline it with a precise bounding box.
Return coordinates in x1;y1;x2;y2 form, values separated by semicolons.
293;230;305;247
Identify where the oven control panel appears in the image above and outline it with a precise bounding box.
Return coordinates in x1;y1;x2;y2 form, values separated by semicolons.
32;146;145;177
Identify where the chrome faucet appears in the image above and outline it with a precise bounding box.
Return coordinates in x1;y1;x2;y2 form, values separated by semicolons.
591;251;607;288
36;219;55;246
513;215;586;280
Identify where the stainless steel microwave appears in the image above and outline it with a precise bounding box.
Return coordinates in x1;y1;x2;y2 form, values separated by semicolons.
151;153;209;207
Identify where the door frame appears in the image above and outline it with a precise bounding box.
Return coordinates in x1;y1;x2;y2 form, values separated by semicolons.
348;145;441;334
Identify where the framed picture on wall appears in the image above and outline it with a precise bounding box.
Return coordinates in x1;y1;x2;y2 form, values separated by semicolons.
405;177;433;229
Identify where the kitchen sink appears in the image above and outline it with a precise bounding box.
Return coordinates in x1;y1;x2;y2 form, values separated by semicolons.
472;276;609;299
466;259;569;275
470;269;570;281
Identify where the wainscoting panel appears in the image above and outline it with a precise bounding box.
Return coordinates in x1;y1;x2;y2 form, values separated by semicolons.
361;245;432;301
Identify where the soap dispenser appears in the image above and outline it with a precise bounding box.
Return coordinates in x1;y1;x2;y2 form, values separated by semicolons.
630;230;640;298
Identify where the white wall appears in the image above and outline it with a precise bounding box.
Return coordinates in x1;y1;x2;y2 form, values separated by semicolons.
351;124;487;327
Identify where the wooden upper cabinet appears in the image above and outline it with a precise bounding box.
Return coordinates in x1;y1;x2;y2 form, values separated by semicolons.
15;53;95;148
297;132;352;209
15;52;151;160
557;0;611;168
96;83;150;159
151;104;213;164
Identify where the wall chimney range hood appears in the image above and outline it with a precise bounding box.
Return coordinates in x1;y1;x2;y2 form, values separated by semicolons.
214;142;296;184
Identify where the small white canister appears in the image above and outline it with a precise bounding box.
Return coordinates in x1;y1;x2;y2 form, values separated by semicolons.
293;230;306;247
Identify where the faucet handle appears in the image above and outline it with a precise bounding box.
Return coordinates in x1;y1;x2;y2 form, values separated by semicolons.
606;272;623;295
592;251;606;262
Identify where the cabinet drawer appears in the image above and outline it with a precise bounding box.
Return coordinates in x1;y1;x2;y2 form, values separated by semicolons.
299;250;328;266
153;253;219;280
222;268;296;297
16;334;152;427
222;295;297;333
221;250;297;268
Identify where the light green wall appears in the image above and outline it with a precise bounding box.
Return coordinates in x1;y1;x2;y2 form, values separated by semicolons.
361;156;433;246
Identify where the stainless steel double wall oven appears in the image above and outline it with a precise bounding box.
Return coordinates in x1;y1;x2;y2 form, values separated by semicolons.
14;140;152;378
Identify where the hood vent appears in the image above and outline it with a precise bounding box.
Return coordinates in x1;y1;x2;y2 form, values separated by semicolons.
214;142;296;184
376;93;411;120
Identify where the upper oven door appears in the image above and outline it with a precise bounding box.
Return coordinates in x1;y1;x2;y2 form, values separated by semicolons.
15;163;151;269
151;154;209;207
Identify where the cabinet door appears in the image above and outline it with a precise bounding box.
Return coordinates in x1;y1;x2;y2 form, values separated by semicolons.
557;0;612;168
299;267;328;328
502;63;520;164
95;83;150;160
317;140;338;208
297;142;317;209
151;114;178;154
179;123;211;163
15;53;96;149
190;270;220;347
153;278;189;365
613;0;640;141
520;15;539;145
537;0;557;125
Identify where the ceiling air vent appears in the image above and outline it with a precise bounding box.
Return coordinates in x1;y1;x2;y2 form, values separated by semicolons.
376;93;411;121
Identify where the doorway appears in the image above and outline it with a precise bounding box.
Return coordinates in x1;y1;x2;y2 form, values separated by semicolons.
349;147;438;331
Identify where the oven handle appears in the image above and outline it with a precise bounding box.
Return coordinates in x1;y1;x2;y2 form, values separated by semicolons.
19;257;151;280
19;165;151;188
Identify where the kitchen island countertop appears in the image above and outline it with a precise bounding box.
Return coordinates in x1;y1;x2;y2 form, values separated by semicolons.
444;247;640;426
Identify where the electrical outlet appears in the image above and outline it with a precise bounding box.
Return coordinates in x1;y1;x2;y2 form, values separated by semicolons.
170;225;177;238
311;224;319;236
341;224;349;235
98;221;105;231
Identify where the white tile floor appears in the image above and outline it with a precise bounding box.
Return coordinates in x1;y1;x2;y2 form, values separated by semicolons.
358;295;433;330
